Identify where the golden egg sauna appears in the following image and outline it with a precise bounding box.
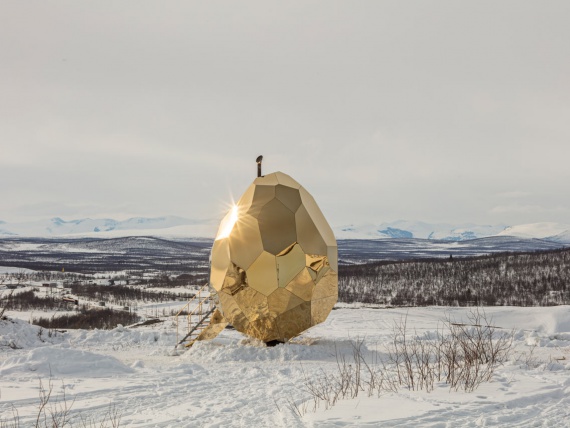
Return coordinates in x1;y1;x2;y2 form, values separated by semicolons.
178;158;337;346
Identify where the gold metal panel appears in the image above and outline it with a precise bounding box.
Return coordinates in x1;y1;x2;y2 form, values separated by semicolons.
316;265;331;283
220;263;247;296
242;315;281;342
306;254;327;273
217;291;243;321
247;313;280;342
228;310;252;334
299;187;337;247
276;243;305;288
246;251;278;296
275;184;302;213
210;238;230;291
285;267;315;301
258;198;297;255
306;254;331;283
276;302;312;340
276;242;296;256
295;205;328;255
247;185;275;217
312;270;338;300
228;213;264;270
267;288;304;315
311;295;336;325
274;171;301;189
233;286;270;322
327;245;338;273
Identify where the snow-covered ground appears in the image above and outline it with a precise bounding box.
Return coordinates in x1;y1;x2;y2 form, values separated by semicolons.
2;306;570;427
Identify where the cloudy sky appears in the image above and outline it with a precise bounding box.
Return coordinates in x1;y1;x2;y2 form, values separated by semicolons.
1;1;569;228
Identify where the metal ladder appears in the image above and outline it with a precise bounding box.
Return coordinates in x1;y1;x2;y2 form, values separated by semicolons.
175;283;216;347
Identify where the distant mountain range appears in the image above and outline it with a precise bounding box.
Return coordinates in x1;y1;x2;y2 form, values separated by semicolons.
0;216;218;239
335;221;506;241
0;216;569;244
336;220;570;243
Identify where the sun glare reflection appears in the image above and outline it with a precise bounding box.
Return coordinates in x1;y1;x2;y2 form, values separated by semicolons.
216;204;239;240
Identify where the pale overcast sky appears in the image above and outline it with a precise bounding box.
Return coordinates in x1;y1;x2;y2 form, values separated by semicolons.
1;1;569;227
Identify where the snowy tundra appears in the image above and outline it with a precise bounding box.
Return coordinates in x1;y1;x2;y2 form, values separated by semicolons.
1;305;570;427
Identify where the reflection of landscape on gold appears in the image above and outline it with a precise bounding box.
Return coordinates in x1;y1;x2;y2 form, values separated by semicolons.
209;171;338;343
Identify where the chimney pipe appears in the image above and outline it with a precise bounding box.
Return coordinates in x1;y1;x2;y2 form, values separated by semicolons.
256;155;263;177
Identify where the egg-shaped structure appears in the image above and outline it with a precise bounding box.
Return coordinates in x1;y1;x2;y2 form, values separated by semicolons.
210;171;337;343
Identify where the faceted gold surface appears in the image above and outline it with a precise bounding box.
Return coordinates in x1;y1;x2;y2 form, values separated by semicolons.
209;171;338;342
276;243;305;288
228;213;263;270
247;251;278;296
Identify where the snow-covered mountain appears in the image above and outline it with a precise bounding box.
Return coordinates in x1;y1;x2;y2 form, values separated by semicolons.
1;217;569;244
335;221;508;241
335;221;570;244
0;216;217;239
497;222;570;243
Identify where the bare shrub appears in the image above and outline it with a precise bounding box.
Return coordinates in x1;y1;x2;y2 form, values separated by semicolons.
70;284;194;306
0;378;122;427
78;404;122;428
1;290;60;312
386;309;513;393
339;248;570;306
300;308;513;411
0;404;19;428
32;308;139;330
513;343;542;369
443;310;513;391
299;339;399;413
35;378;74;427
0;287;14;320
